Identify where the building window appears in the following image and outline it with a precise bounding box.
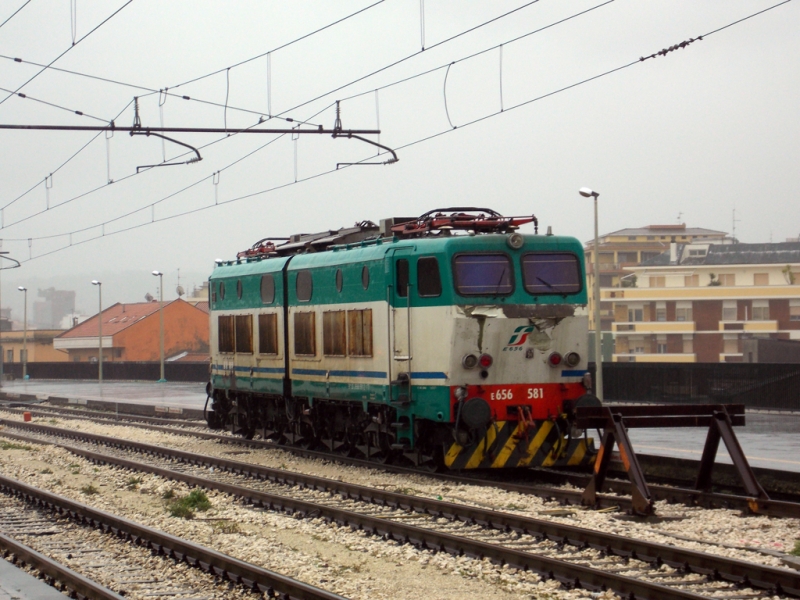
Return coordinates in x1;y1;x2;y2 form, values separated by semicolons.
294;312;316;356
754;273;769;286
260;275;275;304
656;307;666;322
723;338;739;354
628;308;643;322
650;276;665;288
684;274;699;287
296;271;313;302
790;305;800;321
235;315;253;353
657;343;667;354
258;313;278;355
348;309;373;357
718;274;735;286
323;311;347;356
218;315;235;353
417;257;442;297
683;338;693;353
676;306;693;322
752;302;769;321
722;302;737;321
617;252;637;263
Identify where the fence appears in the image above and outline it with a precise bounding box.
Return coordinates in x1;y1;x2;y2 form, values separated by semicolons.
3;361;208;383
602;362;800;411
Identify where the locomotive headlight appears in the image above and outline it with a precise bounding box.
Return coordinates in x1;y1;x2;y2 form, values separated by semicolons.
507;232;524;249
565;352;580;367
478;353;493;368
547;352;563;367
461;354;479;369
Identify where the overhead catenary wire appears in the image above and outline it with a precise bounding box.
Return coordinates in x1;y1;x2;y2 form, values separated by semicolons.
0;85;112;123
0;0;134;107
11;0;792;260
0;0;32;30
0;1;604;230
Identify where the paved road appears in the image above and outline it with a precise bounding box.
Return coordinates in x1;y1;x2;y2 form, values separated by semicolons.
1;380;797;472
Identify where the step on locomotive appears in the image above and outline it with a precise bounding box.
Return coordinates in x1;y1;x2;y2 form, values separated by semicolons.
207;207;600;470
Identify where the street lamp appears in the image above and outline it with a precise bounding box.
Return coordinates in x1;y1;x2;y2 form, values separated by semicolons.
17;286;27;380
152;271;166;383
92;280;103;384
579;187;603;401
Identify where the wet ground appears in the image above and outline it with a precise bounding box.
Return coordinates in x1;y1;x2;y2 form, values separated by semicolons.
1;380;798;472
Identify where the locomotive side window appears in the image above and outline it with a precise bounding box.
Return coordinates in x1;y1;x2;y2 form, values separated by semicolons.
218;315;235;353
396;259;409;297
296;270;313;302
294;312;316;356
348;309;373;357
236;279;243;300
260;274;275;304
417;257;442;297
335;269;343;293
234;315;253;353
219;281;226;300
453;254;513;295
323;311;346;356
258;313;278;355
521;252;582;295
361;265;370;290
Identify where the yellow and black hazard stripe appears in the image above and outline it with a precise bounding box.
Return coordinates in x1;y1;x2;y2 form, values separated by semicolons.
444;419;596;469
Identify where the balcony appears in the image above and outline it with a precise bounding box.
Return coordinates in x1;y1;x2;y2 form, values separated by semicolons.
717;320;778;333
613;321;696;334
613;353;697;363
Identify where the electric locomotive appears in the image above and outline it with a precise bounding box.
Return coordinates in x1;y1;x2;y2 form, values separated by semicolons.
207;208;599;470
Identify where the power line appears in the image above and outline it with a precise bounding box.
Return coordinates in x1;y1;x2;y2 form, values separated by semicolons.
0;86;112;123
5;0;793;257
0;1;134;107
169;0;389;91
0;0;31;30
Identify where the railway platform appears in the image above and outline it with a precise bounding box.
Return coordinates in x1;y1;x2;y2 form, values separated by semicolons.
0;557;66;600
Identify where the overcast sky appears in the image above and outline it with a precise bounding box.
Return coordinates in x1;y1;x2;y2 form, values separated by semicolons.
0;0;798;316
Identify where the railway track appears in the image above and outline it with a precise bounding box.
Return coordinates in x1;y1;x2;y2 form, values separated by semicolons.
4;404;800;518
2;421;799;599
0;476;346;599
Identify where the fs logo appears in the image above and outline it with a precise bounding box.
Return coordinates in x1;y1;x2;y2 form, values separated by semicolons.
506;325;535;347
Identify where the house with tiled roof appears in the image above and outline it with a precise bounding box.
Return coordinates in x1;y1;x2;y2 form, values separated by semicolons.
54;299;209;362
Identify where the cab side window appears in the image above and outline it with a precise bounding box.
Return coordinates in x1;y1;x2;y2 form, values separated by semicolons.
417;257;441;297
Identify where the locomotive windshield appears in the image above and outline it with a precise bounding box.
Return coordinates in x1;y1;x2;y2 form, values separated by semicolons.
521;252;582;295
453;253;513;295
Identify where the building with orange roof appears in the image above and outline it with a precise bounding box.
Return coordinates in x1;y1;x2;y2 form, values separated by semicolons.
54;299;209;362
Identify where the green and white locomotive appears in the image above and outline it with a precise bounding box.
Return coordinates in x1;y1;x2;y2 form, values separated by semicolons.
207;208;598;470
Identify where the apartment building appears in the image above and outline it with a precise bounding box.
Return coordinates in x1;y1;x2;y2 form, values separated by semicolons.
603;242;800;363
584;224;728;332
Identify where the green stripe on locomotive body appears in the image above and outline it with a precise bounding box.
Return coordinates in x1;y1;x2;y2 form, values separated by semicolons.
208;233;587;310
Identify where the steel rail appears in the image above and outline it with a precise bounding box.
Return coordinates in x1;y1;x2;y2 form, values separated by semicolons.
0;531;126;600
4;410;800;517
0;475;347;600
0;416;634;510
0;450;712;599
3;425;799;598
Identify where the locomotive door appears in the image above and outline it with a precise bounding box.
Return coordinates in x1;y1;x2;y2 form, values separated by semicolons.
387;249;413;383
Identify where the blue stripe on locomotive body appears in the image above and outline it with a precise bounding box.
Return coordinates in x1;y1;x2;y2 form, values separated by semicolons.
208;232;589;447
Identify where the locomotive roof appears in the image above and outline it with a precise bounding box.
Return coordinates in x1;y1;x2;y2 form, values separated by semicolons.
210;232;584;278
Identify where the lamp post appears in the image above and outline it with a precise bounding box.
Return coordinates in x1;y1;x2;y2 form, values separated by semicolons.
92;280;103;384
579;187;603;401
152;271;166;382
18;286;27;380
